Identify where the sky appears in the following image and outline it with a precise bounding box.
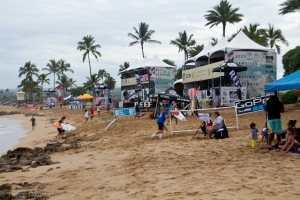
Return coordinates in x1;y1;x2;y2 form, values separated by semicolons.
0;0;299;90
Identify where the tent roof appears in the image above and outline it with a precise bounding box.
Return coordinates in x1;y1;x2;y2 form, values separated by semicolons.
145;54;175;68
208;36;228;56
174;79;182;85
149;87;190;102
226;31;274;51
193;42;214;61
265;70;300;92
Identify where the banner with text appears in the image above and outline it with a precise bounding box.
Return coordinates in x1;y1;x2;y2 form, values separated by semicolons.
234;96;265;115
113;108;136;118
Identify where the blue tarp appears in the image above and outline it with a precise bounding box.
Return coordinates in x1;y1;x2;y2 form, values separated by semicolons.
265;70;300;92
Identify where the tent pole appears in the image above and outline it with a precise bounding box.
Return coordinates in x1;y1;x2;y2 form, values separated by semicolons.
155;96;159;117
264;92;268;144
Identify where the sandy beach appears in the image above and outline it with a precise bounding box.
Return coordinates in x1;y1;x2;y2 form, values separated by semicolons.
1;104;300;199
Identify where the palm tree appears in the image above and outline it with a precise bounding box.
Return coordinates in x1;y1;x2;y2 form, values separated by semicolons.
0;90;3;93
211;38;218;46
279;0;300;15
188;44;205;58
6;88;9;92
128;22;161;58
37;73;50;100
56;75;77;97
227;29;241;42
104;76;116;90
163;59;176;67
43;59;60;89
18;79;40;101
18;61;39;101
118;62;130;75
170;30;196;61
204;0;244;37
261;24;289;54
175;67;182;80
242;23;268;47
77;35;101;79
58;59;74;78
98;69;109;84
82;74;101;91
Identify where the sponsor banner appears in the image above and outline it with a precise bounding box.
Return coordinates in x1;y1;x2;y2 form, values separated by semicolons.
235;96;265;115
134;101;154;108
121;77;149;86
225;50;277;98
182;61;224;83
220;87;246;106
114;108;136;117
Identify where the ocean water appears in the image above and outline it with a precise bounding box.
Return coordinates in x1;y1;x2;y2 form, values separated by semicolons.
0;118;28;154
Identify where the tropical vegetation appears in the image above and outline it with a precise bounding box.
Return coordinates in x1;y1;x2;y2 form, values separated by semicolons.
128;22;161;58
170;30;196;60
42;59;60;89
188;44;204;58
282;46;300;76
210;38;218;46
279;0;300;15
118;62;130;75
37;73;50;99
204;0;243;37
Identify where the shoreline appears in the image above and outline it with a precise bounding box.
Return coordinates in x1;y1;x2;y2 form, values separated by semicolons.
0;113;55;156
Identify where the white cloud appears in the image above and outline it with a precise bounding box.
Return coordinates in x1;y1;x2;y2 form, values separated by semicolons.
0;0;299;89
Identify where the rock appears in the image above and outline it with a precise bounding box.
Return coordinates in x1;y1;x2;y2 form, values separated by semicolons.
31;155;52;168
0;191;13;200
43;143;64;153
46;168;53;172
12;190;49;200
57;186;68;190
21;168;30;172
10;165;23;170
0;183;12;191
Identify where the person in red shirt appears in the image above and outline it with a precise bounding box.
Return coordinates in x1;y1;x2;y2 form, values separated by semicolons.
297;89;300;103
90;105;94;120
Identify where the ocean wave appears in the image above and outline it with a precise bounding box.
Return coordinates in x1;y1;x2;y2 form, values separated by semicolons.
0;130;14;135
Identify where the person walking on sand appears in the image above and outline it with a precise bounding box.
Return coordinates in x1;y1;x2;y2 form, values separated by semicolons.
30;116;36;130
96;104;101;115
135;103;141;119
56;116;66;140
151;107;169;139
90;105;94;120
250;123;258;148
84;109;89;123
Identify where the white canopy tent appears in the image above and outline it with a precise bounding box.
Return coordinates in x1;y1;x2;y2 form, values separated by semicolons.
145;54;175;68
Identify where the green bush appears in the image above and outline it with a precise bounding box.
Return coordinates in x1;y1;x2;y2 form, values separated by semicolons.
280;90;297;104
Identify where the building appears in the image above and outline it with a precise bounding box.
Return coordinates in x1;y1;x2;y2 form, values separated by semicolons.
182;31;276;104
120;54;175;102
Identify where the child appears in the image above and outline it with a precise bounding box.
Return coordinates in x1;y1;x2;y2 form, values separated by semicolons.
250;123;258;148
84;109;89;123
279;128;295;153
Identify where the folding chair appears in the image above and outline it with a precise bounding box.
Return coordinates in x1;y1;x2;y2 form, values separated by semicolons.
191;121;207;141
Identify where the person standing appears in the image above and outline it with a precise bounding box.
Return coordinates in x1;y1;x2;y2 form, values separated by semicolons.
250;123;258;148
135;103;141;119
266;93;284;146
151;107;169;139
30;116;36;131
297;89;300;103
90;105;94;120
56;116;66;140
84;109;89;123
96;104;101;115
106;102;111;113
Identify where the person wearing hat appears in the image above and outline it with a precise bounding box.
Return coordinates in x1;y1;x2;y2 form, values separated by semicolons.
151;106;169;139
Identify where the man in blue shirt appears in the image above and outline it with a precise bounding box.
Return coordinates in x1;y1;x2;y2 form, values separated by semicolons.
151;107;169;139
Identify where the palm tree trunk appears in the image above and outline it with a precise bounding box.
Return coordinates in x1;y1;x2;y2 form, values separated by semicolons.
222;22;226;37
41;83;43;102
87;53;92;79
141;43;145;58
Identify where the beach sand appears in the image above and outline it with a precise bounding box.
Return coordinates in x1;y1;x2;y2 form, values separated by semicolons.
1;104;300;199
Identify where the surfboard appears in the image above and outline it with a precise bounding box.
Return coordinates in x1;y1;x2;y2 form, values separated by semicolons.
61;123;76;131
172;108;186;121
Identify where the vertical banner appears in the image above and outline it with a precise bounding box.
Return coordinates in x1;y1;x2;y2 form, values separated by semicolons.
106;88;112;103
229;70;242;100
56;85;62;101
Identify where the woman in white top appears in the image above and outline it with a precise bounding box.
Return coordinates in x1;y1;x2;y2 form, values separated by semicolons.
84;109;89;123
96;105;101;115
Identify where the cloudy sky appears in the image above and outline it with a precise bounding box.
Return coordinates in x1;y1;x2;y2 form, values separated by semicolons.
0;0;299;90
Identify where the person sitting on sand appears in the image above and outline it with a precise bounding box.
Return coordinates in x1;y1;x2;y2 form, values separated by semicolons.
84;109;89;123
30;116;36;131
151;107;169;139
56;116;66;140
279;128;295;153
270;120;297;149
207;111;223;139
